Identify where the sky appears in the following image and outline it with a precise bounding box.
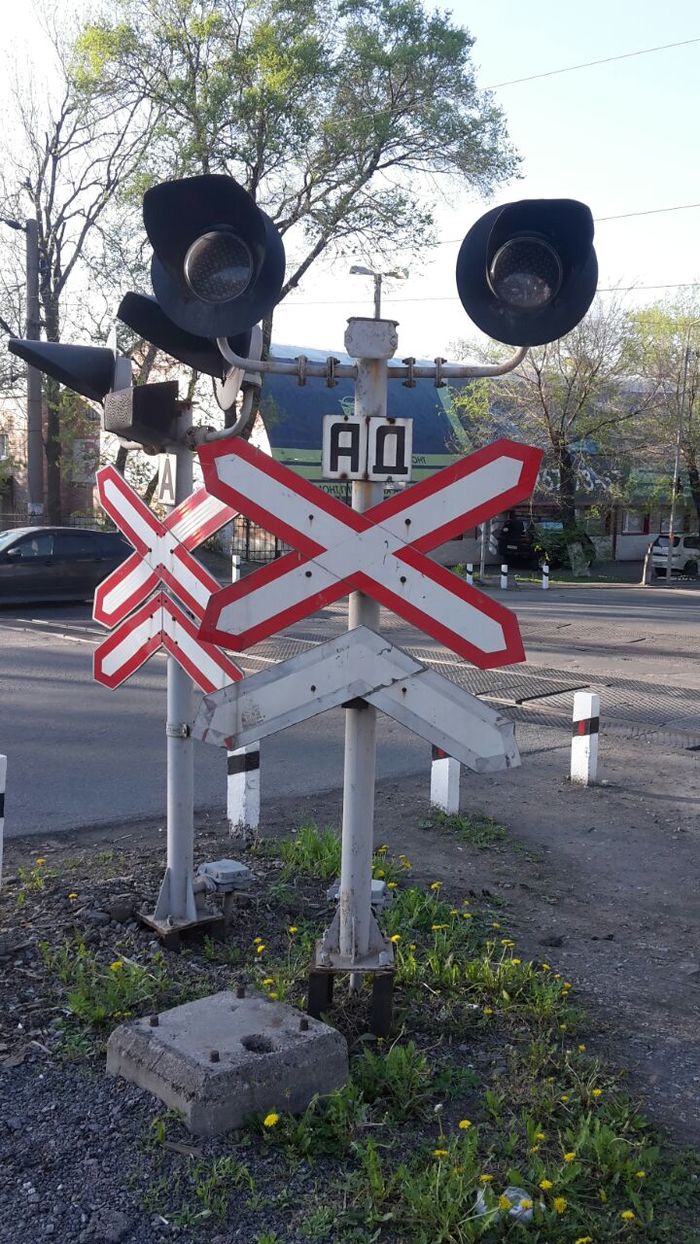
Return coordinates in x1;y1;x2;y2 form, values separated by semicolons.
3;1;700;361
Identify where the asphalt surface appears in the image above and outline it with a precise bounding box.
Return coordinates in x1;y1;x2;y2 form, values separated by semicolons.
0;581;698;837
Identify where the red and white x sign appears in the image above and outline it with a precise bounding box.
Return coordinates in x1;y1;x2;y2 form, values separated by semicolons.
198;437;542;669
94;591;242;691
93;465;236;627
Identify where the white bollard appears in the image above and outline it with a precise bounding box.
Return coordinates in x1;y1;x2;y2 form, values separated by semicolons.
226;552;261;837
227;743;261;837
542;562;550;590
466;562;473;587
571;691;600;786
430;746;460;815
500;563;508;590
0;754;5;889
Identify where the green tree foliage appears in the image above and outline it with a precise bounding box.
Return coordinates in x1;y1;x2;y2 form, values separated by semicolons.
630;299;700;526
452;300;656;528
72;0;519;316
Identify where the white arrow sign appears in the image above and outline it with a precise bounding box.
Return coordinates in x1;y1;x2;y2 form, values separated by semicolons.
194;626;519;773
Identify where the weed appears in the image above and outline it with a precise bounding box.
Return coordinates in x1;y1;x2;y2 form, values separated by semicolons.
40;937;173;1027
15;858;55;904
352;1041;436;1121
419;809;507;849
279;822;342;882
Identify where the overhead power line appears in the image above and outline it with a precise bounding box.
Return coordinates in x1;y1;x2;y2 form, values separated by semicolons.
487;35;700;88
438;201;700;247
284;282;700;308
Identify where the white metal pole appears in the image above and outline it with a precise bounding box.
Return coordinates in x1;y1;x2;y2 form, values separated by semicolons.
571;691;600;786
500;563;508;590
666;345;690;582
466;562;473;587
338;324;390;978
542;561;550;590
154;408;197;923
479;522;487;580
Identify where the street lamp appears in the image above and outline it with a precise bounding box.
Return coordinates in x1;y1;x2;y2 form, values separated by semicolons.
349;265;408;319
1;215;43;514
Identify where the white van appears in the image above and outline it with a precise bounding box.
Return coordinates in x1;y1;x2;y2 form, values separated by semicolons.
651;534;700;577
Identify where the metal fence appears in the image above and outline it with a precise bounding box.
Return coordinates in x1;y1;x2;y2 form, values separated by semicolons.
230;515;289;563
0;511;114;531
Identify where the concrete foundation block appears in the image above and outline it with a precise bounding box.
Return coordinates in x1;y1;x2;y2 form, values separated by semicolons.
106;989;348;1136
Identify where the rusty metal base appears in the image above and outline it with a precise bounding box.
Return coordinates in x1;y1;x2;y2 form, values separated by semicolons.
138;907;225;951
306;965;395;1038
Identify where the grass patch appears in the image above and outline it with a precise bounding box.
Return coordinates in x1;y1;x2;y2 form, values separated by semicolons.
279;822;342;882
40;937;179;1030
419;810;508;850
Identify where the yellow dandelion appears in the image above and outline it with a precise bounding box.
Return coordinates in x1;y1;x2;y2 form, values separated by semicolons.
483;1006;493;1015
575;1237;593;1244
560;1094;569;1103
621;1210;636;1221
559;1023;568;1031
110;960;123;971
553;1196;567;1214
462;912;473;920
529;1144;540;1154
263;1112;280;1128
268;992;278;1000
635;1170;646;1179
390;934;401;944
387;881;398;889
541;962;551;971
376;844;389;855
535;1131;545;1141
498;1194;512;1211
457;1119;471;1130
67;892;78;901
538;1179;553;1190
520;1198;533;1210
563;981;572;989
501;938;515;948
253;937;262;945
511;957;522;965
491;921;501;929
399;855;412;869
599;1188;608;1203
563;1151;576;1163
35;857;46;866
578;1043;586;1052
262;978;274;986
591;1087;603;1098
431;923;448;931
430;880;443;891
375;869;385;879
432;1148;448;1158
479;1174;494;1183
288;925;298;934
256;944;266;954
409;943;416;951
450;909;459;916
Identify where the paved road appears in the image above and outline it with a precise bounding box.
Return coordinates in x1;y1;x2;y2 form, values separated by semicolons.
0;583;697;837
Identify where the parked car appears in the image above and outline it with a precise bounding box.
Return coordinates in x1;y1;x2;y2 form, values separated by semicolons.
651;533;700;578
0;526;132;604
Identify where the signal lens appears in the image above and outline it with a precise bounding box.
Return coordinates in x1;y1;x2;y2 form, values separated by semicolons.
184;231;253;303
488;236;563;310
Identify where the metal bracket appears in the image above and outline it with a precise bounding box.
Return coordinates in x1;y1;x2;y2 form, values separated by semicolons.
297;354;308;386
166;722;190;739
434;357;447;388
402;356;416;388
325;356;340;388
